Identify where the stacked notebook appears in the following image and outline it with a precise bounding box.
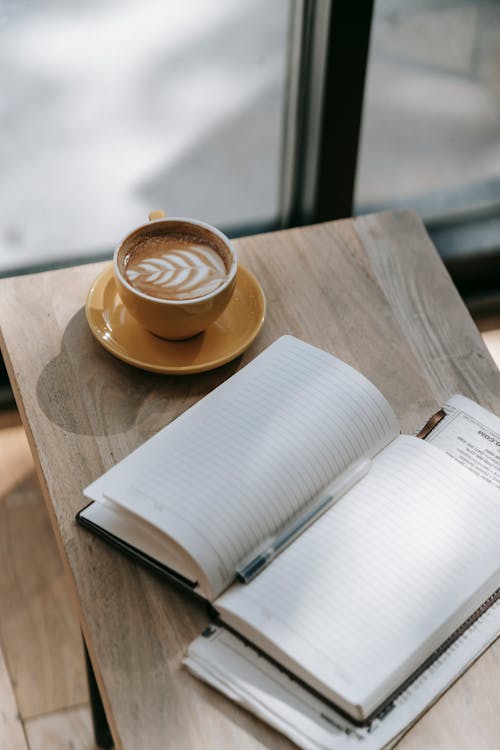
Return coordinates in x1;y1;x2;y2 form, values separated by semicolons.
77;336;500;748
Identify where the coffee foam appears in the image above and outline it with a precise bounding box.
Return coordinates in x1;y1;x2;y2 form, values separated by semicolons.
123;234;229;301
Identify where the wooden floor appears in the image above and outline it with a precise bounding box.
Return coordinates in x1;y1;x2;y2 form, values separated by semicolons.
0;411;95;749
1;315;499;749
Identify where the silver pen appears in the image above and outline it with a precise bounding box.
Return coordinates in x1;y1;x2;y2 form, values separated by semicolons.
236;457;372;583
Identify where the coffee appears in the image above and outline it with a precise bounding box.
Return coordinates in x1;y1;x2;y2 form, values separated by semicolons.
124;234;229;301
114;217;237;339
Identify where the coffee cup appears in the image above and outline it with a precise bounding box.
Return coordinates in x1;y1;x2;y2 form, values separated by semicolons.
113;212;238;340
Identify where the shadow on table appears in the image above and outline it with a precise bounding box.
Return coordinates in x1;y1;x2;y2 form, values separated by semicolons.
36;307;241;436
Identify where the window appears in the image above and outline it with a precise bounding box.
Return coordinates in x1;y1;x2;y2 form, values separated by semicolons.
356;0;500;299
0;0;289;273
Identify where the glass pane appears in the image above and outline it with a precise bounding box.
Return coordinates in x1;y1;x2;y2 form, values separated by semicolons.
0;0;289;272
355;0;500;225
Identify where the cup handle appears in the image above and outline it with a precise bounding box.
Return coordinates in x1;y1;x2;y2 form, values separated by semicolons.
148;210;166;221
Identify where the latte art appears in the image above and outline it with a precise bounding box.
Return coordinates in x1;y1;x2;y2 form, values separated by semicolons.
124;236;228;300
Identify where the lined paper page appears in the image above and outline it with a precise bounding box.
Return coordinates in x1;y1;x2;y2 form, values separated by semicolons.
216;435;500;718
89;336;399;598
185;597;500;750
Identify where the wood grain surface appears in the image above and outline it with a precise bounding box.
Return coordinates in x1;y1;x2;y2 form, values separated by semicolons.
23;706;94;750
0;209;499;749
0;639;28;750
0;424;87;718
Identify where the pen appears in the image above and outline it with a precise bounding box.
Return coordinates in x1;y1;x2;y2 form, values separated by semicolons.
236;457;371;583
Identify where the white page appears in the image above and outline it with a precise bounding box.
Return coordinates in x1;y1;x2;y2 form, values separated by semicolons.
85;336;399;598
216;435;500;719
426;394;500;488
185;597;500;750
79;501;201;588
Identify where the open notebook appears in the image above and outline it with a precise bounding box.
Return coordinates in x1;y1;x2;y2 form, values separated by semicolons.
78;335;500;728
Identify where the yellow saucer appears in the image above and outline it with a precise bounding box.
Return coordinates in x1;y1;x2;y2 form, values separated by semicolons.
86;264;266;374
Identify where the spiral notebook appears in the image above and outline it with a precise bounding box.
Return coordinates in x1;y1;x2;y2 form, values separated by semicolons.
77;336;500;731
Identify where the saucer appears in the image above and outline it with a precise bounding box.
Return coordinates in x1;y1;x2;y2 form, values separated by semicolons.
86;264;266;374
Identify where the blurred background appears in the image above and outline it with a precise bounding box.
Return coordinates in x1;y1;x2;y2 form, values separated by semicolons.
3;2;500;746
2;0;500;307
0;0;288;270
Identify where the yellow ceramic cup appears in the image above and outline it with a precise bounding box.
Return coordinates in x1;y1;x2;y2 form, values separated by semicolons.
113;212;238;340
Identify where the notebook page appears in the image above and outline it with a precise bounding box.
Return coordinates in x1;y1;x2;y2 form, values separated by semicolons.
216;435;500;719
79;501;202;589
185;596;500;750
426;394;500;488
90;336;399;598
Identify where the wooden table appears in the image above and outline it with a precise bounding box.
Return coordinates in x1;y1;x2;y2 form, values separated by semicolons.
1;210;500;749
